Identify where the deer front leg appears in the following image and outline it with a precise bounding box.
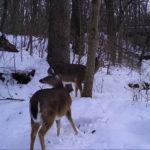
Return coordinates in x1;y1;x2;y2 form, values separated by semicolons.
75;84;78;97
76;81;82;97
56;119;61;136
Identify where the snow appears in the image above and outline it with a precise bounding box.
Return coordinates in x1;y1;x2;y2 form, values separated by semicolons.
0;36;150;149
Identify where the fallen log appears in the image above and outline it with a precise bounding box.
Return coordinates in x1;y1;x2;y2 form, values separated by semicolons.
0;97;24;101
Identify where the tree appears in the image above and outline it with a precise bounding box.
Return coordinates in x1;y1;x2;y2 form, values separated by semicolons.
0;0;7;32
71;0;84;60
82;0;101;97
47;0;70;66
105;0;116;66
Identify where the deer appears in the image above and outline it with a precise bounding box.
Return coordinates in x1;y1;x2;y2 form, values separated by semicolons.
0;33;18;52
29;73;78;150
48;57;104;97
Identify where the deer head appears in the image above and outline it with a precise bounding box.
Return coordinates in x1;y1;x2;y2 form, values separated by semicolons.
39;74;63;88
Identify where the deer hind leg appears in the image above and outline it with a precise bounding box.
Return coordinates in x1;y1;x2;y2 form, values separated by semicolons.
76;81;82;97
66;109;78;135
56;119;61;136
38;115;55;150
75;84;78;97
30;121;40;150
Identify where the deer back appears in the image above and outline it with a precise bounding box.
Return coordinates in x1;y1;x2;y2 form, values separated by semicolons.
48;64;86;82
30;87;71;118
48;57;104;81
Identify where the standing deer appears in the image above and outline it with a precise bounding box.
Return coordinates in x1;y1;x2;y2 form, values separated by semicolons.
0;33;18;52
48;57;104;97
29;74;78;150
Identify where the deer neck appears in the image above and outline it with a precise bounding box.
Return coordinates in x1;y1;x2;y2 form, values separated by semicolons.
52;83;64;89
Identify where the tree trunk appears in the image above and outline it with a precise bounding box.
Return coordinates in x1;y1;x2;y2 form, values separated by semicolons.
47;0;70;66
105;0;116;65
0;0;8;32
71;0;84;58
82;0;101;97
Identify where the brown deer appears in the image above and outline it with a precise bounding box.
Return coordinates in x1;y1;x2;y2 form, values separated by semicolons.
29;74;78;150
48;57;104;97
0;33;18;52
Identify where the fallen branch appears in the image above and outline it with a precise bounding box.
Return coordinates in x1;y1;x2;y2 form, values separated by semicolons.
0;97;25;101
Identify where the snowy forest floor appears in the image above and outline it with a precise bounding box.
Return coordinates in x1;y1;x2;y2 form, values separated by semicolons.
0;37;150;149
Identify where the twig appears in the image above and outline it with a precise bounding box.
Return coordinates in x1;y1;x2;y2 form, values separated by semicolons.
0;97;25;101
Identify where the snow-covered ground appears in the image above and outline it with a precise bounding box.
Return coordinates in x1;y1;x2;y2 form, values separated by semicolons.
0;37;150;149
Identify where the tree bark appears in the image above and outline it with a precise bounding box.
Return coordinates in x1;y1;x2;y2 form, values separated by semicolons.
47;0;70;66
0;0;8;32
82;0;101;97
105;0;116;65
71;0;84;58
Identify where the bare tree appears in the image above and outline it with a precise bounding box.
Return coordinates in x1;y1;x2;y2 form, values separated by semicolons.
82;0;101;97
47;0;70;66
71;0;84;61
0;0;8;32
105;0;116;66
